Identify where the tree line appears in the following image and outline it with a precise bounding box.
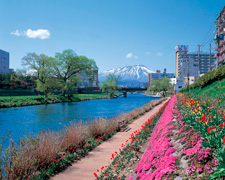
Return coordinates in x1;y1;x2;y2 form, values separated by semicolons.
0;49;98;99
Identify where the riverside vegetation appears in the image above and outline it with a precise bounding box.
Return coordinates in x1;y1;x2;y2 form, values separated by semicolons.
0;93;120;108
0;97;165;180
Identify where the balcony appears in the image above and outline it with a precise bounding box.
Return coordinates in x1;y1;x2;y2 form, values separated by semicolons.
219;54;225;63
221;46;225;54
220;23;225;32
215;40;225;50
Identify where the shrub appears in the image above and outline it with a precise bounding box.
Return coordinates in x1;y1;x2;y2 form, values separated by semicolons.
180;65;225;92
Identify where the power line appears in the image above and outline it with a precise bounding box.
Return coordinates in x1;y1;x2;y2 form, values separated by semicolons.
199;22;215;45
198;14;218;50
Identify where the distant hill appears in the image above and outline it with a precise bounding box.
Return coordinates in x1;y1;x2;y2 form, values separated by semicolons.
99;65;155;87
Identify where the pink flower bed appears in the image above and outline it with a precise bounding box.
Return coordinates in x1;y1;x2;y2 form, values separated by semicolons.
174;108;218;176
128;95;177;180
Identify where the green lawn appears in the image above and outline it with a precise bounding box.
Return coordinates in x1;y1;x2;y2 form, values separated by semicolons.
183;78;225;100
0;93;120;108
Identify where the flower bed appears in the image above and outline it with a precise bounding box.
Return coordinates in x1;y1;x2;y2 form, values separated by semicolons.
176;93;225;179
129;95;177;180
94;98;170;179
173;103;217;179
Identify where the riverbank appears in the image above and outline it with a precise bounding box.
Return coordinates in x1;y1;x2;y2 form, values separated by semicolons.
0;97;165;180
94;98;169;180
0;93;121;108
52;98;169;180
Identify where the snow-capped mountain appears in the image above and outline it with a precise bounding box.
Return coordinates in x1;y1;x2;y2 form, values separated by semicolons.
99;65;155;87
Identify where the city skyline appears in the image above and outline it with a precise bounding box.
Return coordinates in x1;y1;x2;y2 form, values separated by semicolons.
0;0;224;73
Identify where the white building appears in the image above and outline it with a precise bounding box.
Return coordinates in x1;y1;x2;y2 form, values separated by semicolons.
170;78;177;85
0;49;9;74
148;68;174;86
174;78;185;93
175;45;215;84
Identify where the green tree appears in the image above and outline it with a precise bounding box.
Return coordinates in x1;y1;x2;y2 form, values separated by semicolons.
0;73;10;88
147;77;172;96
53;49;97;96
100;74;120;98
22;53;54;99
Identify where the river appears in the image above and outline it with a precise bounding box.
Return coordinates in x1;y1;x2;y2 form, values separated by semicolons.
0;94;160;147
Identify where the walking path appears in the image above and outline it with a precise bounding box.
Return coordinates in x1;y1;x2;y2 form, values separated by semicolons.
52;98;169;180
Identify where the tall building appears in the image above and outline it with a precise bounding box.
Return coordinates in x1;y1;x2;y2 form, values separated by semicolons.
214;6;225;68
0;49;9;74
148;68;174;86
175;45;215;84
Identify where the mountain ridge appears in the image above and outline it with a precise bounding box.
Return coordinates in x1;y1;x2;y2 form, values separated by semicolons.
99;65;155;87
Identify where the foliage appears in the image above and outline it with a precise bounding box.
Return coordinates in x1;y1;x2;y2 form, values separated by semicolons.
180;64;225;92
147;77;172;96
0;93;116;108
100;74;120;98
22;53;56;99
0;73;11;87
53;49;98;96
0;70;36;89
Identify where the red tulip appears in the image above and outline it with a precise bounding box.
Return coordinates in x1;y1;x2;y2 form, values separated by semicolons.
207;128;211;134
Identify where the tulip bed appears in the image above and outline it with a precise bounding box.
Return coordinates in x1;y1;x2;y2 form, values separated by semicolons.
94;99;170;180
96;92;225;180
176;92;225;179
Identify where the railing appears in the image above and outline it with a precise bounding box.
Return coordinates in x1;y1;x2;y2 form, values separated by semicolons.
221;46;225;54
219;54;225;63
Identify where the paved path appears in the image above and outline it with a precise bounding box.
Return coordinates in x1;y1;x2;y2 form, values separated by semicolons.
52;99;169;180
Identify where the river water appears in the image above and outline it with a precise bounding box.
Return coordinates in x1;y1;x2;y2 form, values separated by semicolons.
0;94;160;147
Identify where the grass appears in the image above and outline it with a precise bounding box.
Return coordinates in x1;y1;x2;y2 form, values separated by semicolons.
183;78;225;100
0;97;165;180
0;93;120;108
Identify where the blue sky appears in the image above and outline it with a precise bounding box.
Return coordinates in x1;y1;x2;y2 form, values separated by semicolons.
0;0;224;73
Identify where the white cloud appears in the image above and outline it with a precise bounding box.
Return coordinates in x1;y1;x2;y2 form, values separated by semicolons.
10;29;50;39
146;51;151;55
126;52;133;59
157;52;163;56
10;30;23;36
25;29;50;39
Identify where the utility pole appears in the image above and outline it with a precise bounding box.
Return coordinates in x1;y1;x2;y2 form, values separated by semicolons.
198;45;203;77
209;43;212;71
188;57;190;92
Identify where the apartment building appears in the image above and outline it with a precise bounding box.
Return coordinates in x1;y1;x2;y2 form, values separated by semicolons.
175;45;215;84
0;49;9;74
214;6;225;68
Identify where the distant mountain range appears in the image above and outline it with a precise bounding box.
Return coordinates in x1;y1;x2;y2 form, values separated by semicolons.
98;65;155;87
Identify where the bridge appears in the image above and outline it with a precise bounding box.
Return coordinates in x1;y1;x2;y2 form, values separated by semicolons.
76;87;148;97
